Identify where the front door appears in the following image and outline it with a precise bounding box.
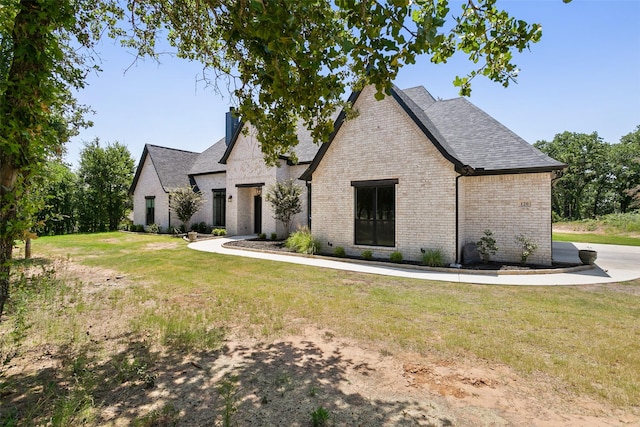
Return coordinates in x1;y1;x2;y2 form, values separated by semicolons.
254;195;262;234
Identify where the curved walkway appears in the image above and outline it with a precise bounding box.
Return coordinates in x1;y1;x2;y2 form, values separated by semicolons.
189;237;640;286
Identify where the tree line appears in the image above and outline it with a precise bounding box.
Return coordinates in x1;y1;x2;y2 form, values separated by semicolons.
534;126;640;221
35;139;135;236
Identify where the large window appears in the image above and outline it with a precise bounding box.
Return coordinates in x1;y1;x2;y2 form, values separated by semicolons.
145;196;155;225
353;179;397;247
212;189;226;227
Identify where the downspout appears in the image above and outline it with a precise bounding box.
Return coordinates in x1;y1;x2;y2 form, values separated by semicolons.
455;174;462;264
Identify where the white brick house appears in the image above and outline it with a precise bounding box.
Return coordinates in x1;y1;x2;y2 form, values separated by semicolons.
130;84;564;264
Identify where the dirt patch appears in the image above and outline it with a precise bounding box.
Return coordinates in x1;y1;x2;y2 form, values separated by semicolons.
3;259;638;426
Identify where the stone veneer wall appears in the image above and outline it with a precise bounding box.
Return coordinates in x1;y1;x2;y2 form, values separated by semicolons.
309;85;458;263
459;172;553;265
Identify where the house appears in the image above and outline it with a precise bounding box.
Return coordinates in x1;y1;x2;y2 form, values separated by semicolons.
300;85;565;265
130;84;564;264
130;111;317;236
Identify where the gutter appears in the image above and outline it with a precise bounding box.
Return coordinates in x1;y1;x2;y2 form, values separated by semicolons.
455;174;462;264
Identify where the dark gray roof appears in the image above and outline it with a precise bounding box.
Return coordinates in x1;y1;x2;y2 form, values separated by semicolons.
404;88;565;172
189;137;227;175
130;144;199;194
301;85;564;180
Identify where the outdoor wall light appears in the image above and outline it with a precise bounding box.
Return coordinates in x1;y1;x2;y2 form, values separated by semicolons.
227;195;233;202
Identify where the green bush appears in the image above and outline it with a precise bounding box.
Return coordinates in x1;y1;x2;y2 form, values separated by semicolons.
310;406;330;427
421;248;444;267
285;227;321;254
270;232;278;240
258;233;267;240
212;228;227;236
333;246;346;257
147;223;161;234
361;250;373;260
389;251;403;263
476;229;498;264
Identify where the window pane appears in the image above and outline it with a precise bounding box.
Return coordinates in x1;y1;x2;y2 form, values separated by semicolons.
212;190;226;226
354;185;395;247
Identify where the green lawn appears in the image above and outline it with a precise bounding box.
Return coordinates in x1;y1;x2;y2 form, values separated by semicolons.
3;232;640;421
553;232;640;246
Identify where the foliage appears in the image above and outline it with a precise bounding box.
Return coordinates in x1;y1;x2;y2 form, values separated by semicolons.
147;223;161;234
514;234;537;264
285;227;321;255
191;221;208;234
216;375;239;427
361;250;373;261
535;127;640;220
76;139;135;233
118;0;547;165
421;248;444;267
212;228;227;237
34;160;78;236
257;233;267;240
476;230;498;263
169;186;204;231
0;0;113;318
310;406;330;427
333;246;346;258
389;251;403;263
270;232;278;240
265;179;303;235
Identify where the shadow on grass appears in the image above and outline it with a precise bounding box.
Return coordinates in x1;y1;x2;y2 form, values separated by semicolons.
1;333;454;426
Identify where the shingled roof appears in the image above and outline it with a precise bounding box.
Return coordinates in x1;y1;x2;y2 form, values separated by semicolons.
301;85;564;180
189;137;227;175
400;86;565;173
130;144;200;194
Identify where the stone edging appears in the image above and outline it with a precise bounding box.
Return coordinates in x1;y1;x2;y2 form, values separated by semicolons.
221;242;595;276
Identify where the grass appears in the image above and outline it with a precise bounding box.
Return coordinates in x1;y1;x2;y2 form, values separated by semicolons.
553;232;640;246
2;231;640;423
554;212;640;245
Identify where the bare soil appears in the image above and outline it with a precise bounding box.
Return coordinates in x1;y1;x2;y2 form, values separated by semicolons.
2;261;638;426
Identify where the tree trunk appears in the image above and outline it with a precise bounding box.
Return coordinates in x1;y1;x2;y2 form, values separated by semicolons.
25;237;31;259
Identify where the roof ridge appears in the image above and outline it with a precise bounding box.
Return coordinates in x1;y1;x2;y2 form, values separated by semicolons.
146;143;200;155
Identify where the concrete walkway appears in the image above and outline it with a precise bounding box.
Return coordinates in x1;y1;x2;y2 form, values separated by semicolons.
189;237;640;286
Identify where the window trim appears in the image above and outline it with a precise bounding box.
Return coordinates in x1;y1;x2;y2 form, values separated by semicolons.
352;179;397;247
145;196;155;226
211;188;226;227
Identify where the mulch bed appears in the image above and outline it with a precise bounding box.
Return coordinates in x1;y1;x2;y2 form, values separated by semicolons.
223;239;581;271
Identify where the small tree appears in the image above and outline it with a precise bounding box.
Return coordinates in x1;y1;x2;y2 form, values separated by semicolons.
265;179;302;236
169;186;204;232
476;229;498;264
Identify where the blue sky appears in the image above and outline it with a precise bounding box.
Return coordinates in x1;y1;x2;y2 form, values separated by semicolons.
68;0;640;168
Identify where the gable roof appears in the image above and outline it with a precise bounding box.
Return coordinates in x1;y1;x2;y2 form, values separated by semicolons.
301;85;565;180
220;119;325;165
189;137;227;175
130;144;200;194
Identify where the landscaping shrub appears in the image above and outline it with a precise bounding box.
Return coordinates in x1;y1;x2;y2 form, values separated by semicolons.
421;248;444;267
389;251;403;263
270;232;278;240
285;227;321;254
515;234;538;263
147;223;161;234
476;229;498;263
361;250;373;260
258;233;267;240
333;246;346;257
212;228;227;236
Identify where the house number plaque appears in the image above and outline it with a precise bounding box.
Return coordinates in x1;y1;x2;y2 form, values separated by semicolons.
519;200;531;208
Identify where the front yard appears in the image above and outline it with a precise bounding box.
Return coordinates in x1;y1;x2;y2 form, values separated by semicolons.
1;232;638;425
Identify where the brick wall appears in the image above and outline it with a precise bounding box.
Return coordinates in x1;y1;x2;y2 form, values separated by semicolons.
459;173;553;265
310;85;458;262
132;155;170;230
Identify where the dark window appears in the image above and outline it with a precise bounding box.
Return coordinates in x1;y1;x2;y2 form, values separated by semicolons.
212;189;226;227
145;197;155;225
354;182;396;247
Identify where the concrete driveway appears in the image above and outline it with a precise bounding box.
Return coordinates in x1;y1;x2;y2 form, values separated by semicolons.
189;237;640;286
